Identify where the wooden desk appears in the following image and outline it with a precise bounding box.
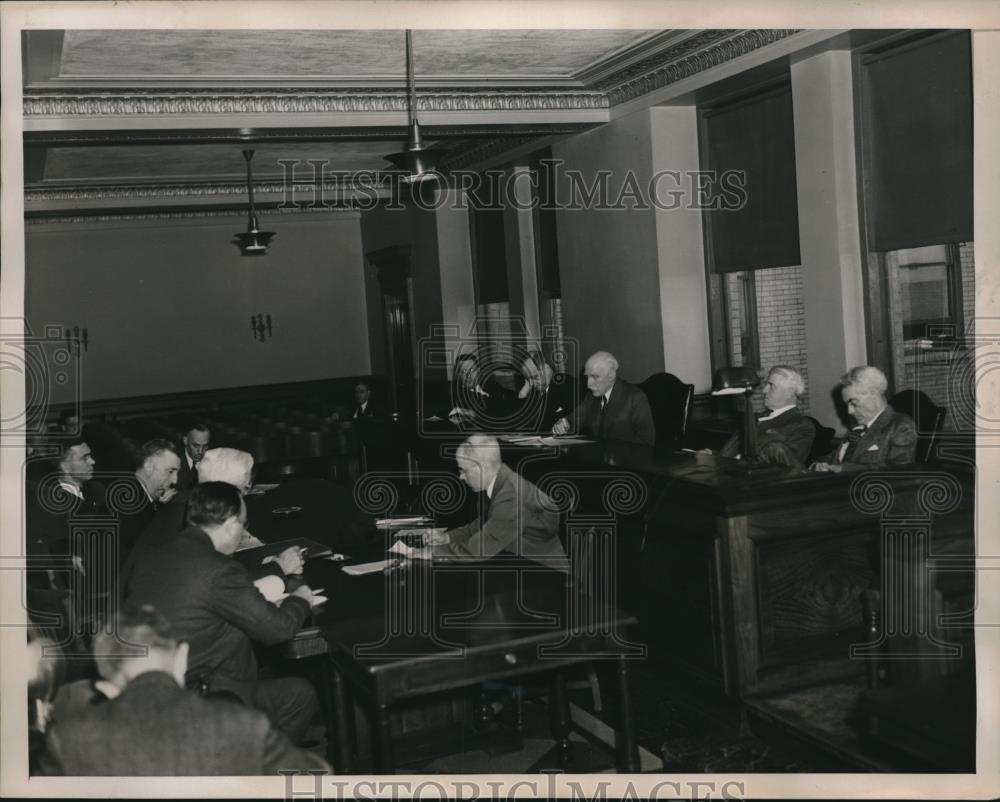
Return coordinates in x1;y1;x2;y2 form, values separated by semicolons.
244;480;641;774
306;555;640;774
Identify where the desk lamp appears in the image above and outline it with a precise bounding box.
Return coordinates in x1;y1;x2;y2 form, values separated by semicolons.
712;365;762;466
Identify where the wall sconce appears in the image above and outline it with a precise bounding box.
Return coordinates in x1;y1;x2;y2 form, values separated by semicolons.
251;313;274;342
65;326;88;355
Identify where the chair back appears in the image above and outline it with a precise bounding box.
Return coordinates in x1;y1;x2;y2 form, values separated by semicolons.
889;389;947;463
638;372;694;448
805;416;837;464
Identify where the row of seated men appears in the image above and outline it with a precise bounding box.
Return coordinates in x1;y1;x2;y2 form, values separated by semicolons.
431;348;918;470
26;423;568;774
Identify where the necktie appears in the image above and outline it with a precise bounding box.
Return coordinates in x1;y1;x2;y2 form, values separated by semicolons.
842;424;867;462
598;396;607;435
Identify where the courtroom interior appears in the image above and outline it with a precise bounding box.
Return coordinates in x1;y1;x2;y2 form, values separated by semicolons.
15;26;979;777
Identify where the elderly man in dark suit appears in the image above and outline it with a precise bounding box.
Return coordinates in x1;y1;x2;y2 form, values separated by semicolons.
719;365;815;467
410;434;567;570
812;365;917;472
125;481;320;743
552;350;656;446
175;420;210;491
43;603;329;775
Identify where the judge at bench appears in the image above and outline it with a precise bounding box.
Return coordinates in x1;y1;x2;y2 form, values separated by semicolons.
719;365;815;467
812;365;917;472
553;350;655;446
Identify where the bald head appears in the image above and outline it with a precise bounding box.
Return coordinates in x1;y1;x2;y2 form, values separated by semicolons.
455;434;502;492
584;351;619;397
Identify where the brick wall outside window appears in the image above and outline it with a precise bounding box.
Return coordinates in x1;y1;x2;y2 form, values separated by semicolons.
725;266;810;415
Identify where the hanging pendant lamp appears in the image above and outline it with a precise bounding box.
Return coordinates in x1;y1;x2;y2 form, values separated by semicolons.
384;30;446;182
234;149;276;254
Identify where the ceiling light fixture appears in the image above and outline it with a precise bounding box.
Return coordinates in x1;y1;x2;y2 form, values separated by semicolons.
234;149;276;255
384;30;446;183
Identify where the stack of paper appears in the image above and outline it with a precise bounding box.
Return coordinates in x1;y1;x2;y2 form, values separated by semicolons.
375;515;431;529
246;483;279;495
342;559;397;575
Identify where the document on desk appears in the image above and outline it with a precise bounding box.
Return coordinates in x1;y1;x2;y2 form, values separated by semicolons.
375;515;432;528
246;483;279;495
342;559;397;575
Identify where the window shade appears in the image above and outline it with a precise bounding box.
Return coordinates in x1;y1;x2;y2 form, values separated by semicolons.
701;84;801;274
862;31;973;250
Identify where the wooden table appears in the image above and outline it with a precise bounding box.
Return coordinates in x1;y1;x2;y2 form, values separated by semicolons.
244;479;642;774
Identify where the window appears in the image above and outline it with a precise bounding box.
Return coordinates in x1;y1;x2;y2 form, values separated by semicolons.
890;244;962;342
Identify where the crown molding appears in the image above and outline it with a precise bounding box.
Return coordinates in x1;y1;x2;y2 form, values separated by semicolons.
600;29;799;105
24;204;362;226
22;30;799;119
23;89;608;117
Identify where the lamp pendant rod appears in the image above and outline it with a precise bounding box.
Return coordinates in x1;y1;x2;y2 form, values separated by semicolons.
242;149;257;217
406;29;417;128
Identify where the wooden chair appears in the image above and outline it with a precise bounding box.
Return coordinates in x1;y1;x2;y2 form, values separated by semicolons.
805;416;836;464
638;373;694;449
889;389;947;463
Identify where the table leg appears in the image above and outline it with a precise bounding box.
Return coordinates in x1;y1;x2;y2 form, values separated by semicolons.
549;672;572;767
373;706;395;773
616;656;640;773
329;666;355;774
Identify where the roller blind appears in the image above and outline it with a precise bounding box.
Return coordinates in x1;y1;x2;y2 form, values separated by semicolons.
701;84;801;274
861;31;973;250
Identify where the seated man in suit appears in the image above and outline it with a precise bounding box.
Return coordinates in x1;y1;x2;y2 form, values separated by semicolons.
449;352;517;425
718;365;815;467
126;481;319;743
56;407;81;434
176;421;210;491
411;434;567;570
123;447;305;591
43;603;329;775
111;439;181;565
26;437;106;612
812;365;917;472
514;351;577;432
352;381;386;421
552;351;656;446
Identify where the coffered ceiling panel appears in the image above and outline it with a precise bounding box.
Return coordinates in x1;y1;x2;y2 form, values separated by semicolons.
58;29;660;81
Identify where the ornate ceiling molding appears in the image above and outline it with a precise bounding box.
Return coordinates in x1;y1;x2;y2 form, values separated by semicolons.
601;29;800;105
23;29;800;118
23;89;608;117
24;178;390;202
24;204;361;225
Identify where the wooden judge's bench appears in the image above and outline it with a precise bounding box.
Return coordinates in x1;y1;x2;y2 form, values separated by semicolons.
468;437;977;770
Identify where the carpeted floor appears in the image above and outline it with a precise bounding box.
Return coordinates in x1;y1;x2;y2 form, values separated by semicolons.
305;654;848;773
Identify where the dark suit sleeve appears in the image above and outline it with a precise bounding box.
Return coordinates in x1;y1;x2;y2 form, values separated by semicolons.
209;559;310;645
887;415;918;465
785;418;816;464
439;494;516;560
629;389;656;447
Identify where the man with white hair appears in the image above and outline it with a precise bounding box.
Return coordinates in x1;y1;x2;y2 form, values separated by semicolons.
122;447;304;592
719;365;815;467
552;350;655;446
812;365;917;472
416;434;567;568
